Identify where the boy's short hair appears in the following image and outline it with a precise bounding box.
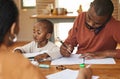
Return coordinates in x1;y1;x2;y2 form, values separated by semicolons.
38;19;53;34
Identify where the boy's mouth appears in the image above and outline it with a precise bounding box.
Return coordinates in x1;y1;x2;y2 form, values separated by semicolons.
34;37;38;41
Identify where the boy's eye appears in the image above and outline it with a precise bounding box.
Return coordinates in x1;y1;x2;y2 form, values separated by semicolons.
33;31;35;33
37;32;41;34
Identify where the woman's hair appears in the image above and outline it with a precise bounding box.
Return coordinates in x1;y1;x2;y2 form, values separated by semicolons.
92;0;114;16
0;0;19;43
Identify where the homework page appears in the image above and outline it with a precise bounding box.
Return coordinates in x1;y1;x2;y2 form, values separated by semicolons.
22;50;47;58
51;54;116;65
46;69;99;79
51;54;83;65
22;51;47;66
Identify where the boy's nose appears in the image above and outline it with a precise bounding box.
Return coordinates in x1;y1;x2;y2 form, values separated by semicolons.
33;33;38;37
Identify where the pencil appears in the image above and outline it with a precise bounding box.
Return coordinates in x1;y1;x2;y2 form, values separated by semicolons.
57;37;71;54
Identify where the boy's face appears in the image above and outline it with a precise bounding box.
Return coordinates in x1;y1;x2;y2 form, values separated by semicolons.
33;22;50;43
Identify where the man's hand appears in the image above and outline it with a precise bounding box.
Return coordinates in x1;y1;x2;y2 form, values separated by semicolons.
80;50;117;59
60;43;74;57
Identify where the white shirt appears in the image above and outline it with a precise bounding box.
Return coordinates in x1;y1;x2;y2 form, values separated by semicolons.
14;41;62;60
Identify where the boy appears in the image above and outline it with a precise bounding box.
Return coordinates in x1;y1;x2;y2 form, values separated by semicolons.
15;19;62;62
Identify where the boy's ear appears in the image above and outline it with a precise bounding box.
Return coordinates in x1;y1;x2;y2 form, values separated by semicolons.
10;22;16;34
46;33;52;39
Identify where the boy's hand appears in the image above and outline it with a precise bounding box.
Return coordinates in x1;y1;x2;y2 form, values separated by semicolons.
14;49;23;54
34;53;50;62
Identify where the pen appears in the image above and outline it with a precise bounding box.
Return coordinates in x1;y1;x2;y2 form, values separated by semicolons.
83;57;85;64
57;37;71;54
28;57;34;59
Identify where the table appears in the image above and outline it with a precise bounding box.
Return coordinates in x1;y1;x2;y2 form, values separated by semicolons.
39;59;120;79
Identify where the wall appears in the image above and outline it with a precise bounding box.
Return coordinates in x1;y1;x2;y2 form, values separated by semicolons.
36;0;55;14
119;0;120;20
112;0;119;19
14;0;120;42
14;0;37;41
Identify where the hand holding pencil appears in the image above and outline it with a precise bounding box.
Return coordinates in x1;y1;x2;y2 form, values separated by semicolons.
58;37;74;57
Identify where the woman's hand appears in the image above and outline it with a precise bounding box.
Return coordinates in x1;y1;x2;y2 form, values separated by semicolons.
76;68;92;79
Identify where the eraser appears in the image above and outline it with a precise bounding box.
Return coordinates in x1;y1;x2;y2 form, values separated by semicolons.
39;64;50;68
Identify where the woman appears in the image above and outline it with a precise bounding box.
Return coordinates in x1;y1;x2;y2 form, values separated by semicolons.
0;0;92;79
0;0;45;79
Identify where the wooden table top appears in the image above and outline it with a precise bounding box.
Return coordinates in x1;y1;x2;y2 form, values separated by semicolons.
39;59;120;79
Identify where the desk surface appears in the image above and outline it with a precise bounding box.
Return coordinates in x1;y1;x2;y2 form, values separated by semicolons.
39;59;120;79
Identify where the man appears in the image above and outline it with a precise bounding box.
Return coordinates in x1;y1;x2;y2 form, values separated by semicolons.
0;0;92;79
60;0;120;59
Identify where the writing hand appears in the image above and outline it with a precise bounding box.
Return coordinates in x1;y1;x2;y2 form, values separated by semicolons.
60;43;73;57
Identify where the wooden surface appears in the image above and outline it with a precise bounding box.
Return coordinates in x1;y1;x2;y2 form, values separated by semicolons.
30;13;77;19
8;41;30;51
9;42;120;79
39;59;120;79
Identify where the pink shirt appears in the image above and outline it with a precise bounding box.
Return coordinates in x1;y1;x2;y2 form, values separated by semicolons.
65;12;120;58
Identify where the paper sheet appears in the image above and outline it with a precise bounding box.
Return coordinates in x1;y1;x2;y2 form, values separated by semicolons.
22;51;47;58
46;69;99;79
51;54;116;65
22;51;48;66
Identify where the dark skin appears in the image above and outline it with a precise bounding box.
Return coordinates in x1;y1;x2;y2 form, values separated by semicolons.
80;6;116;59
33;22;51;62
60;43;74;57
77;68;92;79
60;6;117;59
34;53;50;61
15;22;52;62
86;6;108;28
